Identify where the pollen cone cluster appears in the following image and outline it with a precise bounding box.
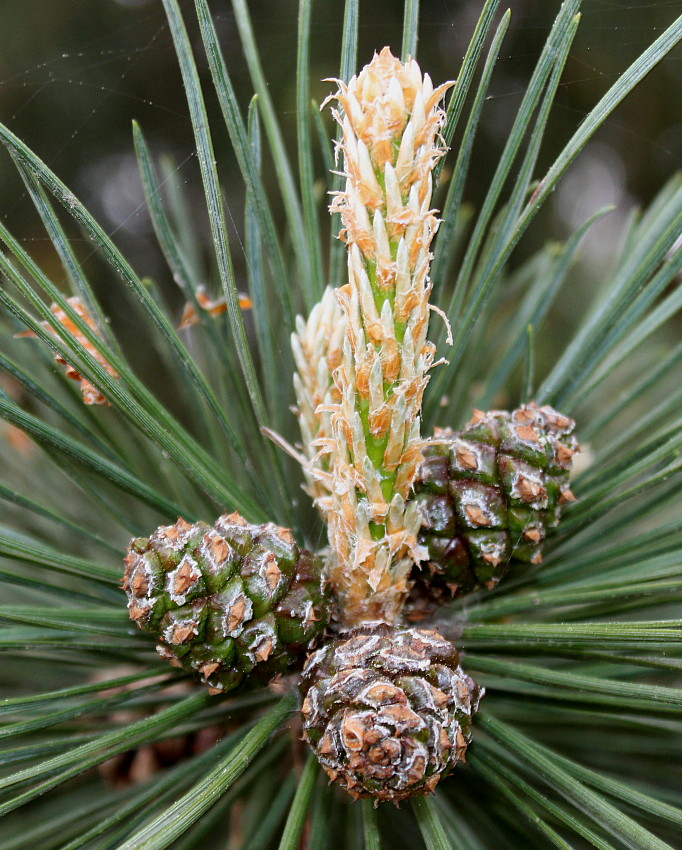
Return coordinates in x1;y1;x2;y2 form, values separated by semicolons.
314;47;453;627
300;624;483;803
409;404;577;606
122;513;329;693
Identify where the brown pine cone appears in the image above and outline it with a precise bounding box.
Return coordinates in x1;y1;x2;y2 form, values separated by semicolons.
299;624;483;803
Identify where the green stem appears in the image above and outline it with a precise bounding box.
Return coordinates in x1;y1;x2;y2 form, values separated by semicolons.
355;237;407;538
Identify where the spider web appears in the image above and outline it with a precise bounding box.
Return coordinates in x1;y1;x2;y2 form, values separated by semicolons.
0;0;679;283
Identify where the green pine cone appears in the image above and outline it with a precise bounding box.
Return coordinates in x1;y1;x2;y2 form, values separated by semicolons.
410;403;577;603
300;624;483;803
122;513;329;693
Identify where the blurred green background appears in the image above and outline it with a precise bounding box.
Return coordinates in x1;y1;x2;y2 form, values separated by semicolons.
0;0;679;361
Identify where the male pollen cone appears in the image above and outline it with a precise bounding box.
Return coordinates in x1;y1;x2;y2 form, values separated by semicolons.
314;47;454;628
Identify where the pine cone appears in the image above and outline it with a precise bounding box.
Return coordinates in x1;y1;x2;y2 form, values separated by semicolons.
410;403;577;604
122;513;329;693
300;624;483;803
